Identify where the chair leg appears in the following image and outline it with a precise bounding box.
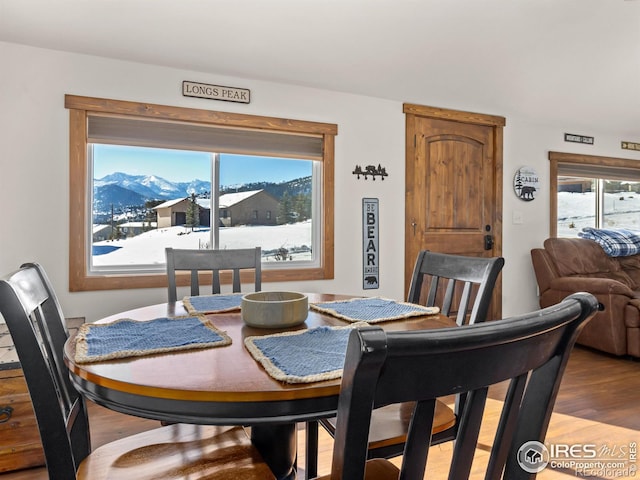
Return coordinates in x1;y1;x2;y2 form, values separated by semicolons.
305;420;319;479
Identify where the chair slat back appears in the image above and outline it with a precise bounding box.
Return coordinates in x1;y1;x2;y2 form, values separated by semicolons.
408;250;504;326
165;247;262;302
0;263;90;479
329;293;599;480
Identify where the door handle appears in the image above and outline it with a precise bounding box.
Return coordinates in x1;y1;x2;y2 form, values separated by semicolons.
484;235;494;251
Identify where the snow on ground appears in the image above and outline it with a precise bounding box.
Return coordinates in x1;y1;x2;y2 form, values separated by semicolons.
558;191;640;237
92;220;312;266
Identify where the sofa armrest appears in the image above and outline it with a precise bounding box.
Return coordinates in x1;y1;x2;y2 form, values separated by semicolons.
531;248;559;294
549;276;636;297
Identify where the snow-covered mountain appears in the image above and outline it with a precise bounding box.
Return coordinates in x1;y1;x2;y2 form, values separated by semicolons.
93;183;148;213
95;172;211;202
93;171;311;218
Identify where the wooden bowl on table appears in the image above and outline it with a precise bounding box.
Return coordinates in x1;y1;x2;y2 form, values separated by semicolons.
241;291;309;328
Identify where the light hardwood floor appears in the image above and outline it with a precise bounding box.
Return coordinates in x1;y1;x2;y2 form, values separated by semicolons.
1;346;638;479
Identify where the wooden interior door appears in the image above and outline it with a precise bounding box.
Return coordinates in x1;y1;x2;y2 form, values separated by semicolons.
404;104;505;319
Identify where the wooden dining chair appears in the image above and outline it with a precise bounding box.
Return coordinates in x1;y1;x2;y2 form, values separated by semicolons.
0;263;275;480
407;250;505;328
306;251;505;476
314;292;598;480
165;246;262;302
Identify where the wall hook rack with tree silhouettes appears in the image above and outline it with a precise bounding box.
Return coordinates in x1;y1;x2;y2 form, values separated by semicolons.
353;164;388;180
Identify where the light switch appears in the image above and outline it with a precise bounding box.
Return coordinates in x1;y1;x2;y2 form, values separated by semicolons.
513;211;523;224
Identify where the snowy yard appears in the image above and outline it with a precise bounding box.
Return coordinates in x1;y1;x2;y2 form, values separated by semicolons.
92;220;313;267
557;191;640;237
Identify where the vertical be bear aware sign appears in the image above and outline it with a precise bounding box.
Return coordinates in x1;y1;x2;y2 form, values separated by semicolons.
362;198;379;289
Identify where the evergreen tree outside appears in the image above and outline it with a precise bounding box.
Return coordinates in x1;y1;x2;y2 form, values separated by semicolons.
276;191;311;224
143;199;162;231
292;193;311;221
185;193;200;231
277;191;294;224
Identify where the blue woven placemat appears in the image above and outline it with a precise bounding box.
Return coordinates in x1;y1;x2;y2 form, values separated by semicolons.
183;293;244;314
245;325;363;384
310;297;439;323
75;316;231;363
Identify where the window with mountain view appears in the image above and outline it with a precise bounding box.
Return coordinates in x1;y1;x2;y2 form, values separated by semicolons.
66;95;336;291
90;145;316;271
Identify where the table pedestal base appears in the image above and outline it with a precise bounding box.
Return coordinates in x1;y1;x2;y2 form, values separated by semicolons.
251;423;297;480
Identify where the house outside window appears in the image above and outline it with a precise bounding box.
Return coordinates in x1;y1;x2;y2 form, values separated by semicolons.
550;152;640;237
66;95;337;292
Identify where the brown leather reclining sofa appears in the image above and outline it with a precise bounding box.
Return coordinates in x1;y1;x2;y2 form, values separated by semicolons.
531;237;640;358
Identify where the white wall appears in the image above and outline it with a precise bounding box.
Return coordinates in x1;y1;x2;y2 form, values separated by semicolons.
2;41;640;322
501;118;640;316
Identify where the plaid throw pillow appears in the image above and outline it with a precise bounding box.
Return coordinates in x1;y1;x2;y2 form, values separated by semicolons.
578;228;640;257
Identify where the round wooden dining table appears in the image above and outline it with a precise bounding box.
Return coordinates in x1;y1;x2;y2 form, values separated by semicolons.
64;293;456;479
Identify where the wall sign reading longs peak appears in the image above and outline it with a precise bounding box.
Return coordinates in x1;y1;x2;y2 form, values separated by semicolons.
182;81;250;104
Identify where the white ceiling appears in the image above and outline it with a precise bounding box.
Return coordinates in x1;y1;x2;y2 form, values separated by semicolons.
1;0;639;136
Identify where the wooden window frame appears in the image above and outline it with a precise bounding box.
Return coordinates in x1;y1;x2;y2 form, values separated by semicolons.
67;95;336;292
549;151;640;237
